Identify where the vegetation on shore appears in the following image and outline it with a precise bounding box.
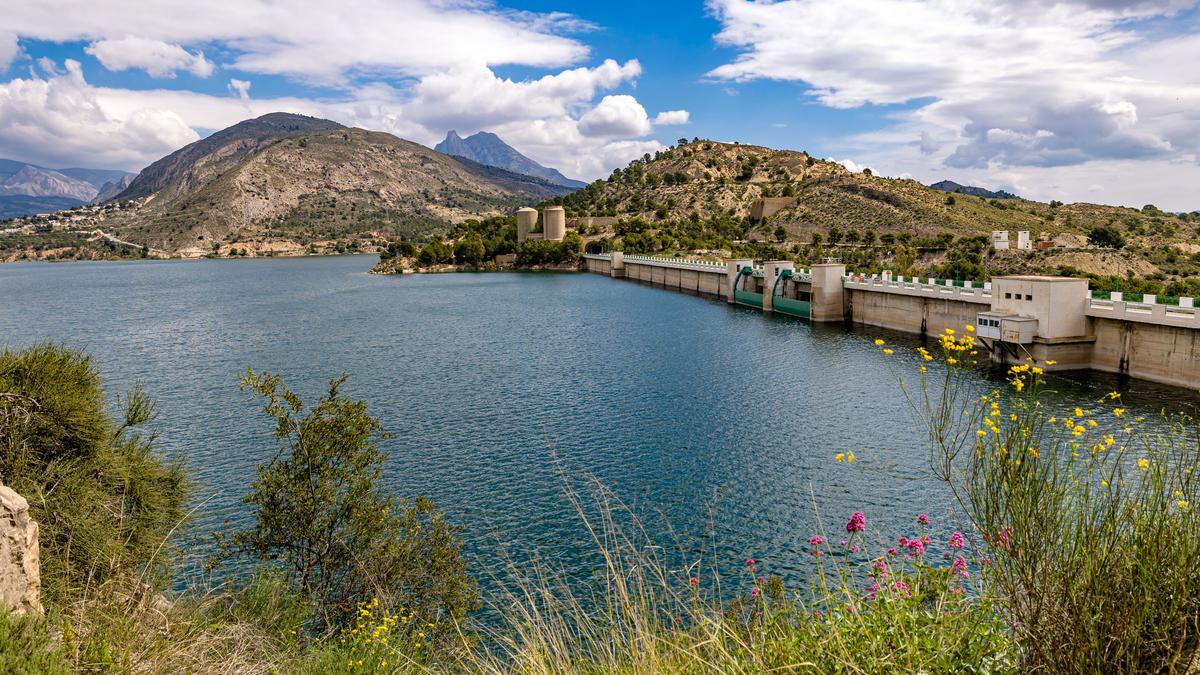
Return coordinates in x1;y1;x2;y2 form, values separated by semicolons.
371;215;584;274
3;340;1200;672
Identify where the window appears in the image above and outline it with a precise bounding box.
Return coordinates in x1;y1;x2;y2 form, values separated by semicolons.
1005;292;1012;299
1025;294;1033;301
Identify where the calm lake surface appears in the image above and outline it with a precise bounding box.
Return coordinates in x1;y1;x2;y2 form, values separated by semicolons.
2;255;1197;595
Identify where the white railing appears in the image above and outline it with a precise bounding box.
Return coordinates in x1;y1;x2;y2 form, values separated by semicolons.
582;253;612;261
842;273;992;304
622;254;728;273
1086;295;1200;328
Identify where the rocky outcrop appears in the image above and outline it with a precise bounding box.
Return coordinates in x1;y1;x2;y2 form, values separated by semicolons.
0;485;40;614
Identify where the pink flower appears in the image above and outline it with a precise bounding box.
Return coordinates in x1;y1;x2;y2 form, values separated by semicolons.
907;538;926;555
952;555;969;578
750;587;760;600
898;536;908;547
887;547;898;556
745;558;756;567
845;512;867;533
917;514;929;525
851;544;861;553
809;535;824;546
689;577;699;587
839;539;848;547
921;534;931;546
893;580;911;598
948;531;965;550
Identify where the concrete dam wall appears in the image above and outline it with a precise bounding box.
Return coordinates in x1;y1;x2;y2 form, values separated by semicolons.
582;253;1200;390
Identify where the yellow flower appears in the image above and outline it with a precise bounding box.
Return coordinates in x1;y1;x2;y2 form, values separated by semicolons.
977;430;988;437
846;451;857;462
1072;426;1085;437
874;339;885;346
920;365;927;373
1029;448;1040;458
1113;408;1126;417
1031;366;1044;375
1048;416;1057;423
965;324;976;332
1108;391;1121;400
1101;480;1109;487
1179;499;1190;511
945;328;956;335
1087;419;1098;428
883;348;894;355
947;357;957;365
835;452;845;462
1045;360;1057;365
1075;407;1084;418
1137;458;1149;471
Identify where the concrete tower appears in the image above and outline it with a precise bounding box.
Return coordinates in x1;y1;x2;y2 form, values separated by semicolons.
543;206;566;241
516;207;537;243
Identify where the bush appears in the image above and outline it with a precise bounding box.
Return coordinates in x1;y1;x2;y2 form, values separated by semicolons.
1088;224;1126;249
214;371;478;639
905;326;1200;672
0;344;188;606
0;610;71;674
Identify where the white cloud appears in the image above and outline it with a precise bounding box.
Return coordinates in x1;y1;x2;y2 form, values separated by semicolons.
4;0;591;84
578;95;651;138
707;0;1200;210
652;109;690;126
0;60;198;169
0;32;18;72
85;36;213;78
831;157;868;174
227;78;251;101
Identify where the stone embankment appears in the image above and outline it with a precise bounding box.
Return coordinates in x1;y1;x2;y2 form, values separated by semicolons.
0;484;40;614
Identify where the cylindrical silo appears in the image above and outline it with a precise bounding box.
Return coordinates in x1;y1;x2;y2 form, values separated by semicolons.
543;206;566;241
516;207;537;243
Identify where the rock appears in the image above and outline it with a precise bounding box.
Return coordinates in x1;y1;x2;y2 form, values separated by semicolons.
0;484;41;614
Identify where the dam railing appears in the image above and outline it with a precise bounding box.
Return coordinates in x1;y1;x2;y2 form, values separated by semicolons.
1086;292;1200;329
843;274;992;305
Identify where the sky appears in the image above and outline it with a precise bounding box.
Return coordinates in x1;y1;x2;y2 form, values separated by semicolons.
0;0;1197;211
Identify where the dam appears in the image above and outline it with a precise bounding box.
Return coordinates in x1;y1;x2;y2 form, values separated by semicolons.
583;252;1200;389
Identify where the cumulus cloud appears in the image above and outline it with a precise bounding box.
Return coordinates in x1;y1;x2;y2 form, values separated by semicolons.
578;95;651;138
227;78;251;101
652;109;690;125
0;60;198;168
85;36;213;78
0;33;18;72
4;0;590;84
707;0;1200;209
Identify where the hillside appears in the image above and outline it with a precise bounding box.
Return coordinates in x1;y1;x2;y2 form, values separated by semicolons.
435;130;586;188
548;139;1200;284
99;125;571;256
0;195;85;220
929;180;1018;200
113;112;345;202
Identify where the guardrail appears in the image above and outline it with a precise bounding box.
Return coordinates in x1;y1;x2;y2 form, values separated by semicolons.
843;274;992;304
622;254;728;272
1086;297;1200;328
582;253;612;261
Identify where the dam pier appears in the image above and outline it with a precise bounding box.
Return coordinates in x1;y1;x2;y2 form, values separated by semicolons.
582;252;1200;389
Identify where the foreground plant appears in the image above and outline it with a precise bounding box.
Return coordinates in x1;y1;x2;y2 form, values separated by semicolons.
900;326;1200;672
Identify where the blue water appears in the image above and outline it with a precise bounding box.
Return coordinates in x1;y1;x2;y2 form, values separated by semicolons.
2;255;1196;595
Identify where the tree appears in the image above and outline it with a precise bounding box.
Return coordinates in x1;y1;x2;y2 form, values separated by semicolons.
1088;225;1126;249
774;225;787;242
454;234;485;265
945;195;956;206
810;232;823;247
218;371;478;636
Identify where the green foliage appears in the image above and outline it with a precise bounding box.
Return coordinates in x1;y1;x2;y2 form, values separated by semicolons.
912;334;1200;672
1088;223;1126;249
773;225;787;242
215;371;478;636
0;610;71;674
0;344;189;606
515;235;582;265
417;240;453;265
453;233;485;265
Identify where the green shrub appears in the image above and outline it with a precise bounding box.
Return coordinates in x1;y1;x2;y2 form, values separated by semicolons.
214;371;479;641
0;610;71;674
904;326;1200;671
0;343;189;606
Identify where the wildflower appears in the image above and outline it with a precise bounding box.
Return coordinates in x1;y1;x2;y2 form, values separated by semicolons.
1137;458;1150;471
917;514;929;525
887;547;898;556
809;535;824;546
1180;500;1190;511
689;577;700;587
947;357;957;365
750;587;760;600
835;452;845;462
920;365;927;373
1031;366;1044;375
882;348;894;355
1088;419;1098;427
845;511;867;533
1075;407;1084;418
945;328;955;335
745;558;755;567
893;580;911;598
846;451;857;462
976;429;987;437
1114;408;1126;417
907;538;926;555
874;339;885;346
965;324;975;332
948;531;966;549
1108;391;1121;400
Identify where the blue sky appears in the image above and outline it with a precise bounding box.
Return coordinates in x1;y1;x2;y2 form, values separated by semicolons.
1;0;1198;210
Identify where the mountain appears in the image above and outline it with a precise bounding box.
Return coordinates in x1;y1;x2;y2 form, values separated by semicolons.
434;130;586;189
57;167;137;191
0;163;98;201
929;180;1019;200
101;117;574;255
0;195;86;220
113;112;346;202
93;175;134;203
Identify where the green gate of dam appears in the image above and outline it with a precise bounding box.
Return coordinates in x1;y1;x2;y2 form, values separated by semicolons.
733;266;763;309
771;268;811;319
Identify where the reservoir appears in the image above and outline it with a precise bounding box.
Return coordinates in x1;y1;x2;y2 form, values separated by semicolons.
2;255;1195;593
